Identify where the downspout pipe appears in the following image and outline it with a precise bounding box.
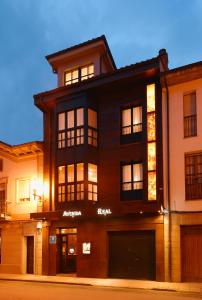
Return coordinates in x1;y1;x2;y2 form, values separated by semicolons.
159;49;171;282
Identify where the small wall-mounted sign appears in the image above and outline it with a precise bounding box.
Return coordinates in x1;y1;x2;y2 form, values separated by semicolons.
97;208;112;216
49;235;57;244
62;210;82;218
82;242;91;254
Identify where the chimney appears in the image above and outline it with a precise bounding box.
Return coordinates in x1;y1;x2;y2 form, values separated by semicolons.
158;49;169;72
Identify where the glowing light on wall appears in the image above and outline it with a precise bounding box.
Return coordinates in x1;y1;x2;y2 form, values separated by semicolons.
147;84;157;201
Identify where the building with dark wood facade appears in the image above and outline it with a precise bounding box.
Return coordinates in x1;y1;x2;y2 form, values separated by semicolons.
31;36;167;281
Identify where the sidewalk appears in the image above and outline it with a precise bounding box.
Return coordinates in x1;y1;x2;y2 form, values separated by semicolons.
0;273;202;293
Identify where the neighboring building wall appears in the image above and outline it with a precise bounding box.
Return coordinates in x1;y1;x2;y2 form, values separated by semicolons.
0;147;43;274
169;78;202;211
163;72;202;282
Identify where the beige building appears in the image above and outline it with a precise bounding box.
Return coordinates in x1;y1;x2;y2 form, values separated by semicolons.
0;141;43;275
162;61;202;282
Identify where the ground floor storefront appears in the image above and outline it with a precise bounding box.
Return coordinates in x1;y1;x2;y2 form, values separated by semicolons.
0;220;42;275
170;212;202;282
40;215;165;281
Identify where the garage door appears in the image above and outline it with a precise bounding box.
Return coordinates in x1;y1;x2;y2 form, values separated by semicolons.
181;226;202;282
109;231;156;280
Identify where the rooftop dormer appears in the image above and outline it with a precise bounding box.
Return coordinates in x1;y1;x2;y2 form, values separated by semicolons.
46;35;116;87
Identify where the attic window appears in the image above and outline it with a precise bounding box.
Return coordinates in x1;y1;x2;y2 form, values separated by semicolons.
0;159;3;172
64;64;94;86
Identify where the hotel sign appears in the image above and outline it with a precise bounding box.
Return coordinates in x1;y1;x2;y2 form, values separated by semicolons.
97;208;112;216
62;211;82;218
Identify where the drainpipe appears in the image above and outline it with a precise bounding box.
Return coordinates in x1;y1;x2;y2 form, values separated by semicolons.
159;49;171;282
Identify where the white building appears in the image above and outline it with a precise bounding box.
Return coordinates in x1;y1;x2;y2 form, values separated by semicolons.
0;141;43;275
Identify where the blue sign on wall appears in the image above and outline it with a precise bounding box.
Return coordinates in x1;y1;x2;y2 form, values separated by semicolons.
49;235;57;244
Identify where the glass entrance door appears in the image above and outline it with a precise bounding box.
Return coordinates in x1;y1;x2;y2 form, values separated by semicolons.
57;228;77;274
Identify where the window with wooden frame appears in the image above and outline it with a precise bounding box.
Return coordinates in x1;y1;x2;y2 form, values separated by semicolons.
88;109;98;147
57;163;97;202
183;92;197;138
122;106;142;135
57;108;84;149
58;108;98;149
0;180;6;213
185;152;202;200
121;162;143;201
64;64;94;86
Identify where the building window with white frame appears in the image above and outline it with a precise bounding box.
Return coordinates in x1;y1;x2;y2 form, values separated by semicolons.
16;178;30;202
183;92;197;138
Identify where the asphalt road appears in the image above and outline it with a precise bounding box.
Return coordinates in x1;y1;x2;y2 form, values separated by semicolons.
0;280;201;300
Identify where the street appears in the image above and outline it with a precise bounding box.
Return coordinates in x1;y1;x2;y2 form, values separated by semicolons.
0;281;201;300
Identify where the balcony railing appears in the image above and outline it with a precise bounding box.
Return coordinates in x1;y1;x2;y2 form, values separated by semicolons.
184;115;197;137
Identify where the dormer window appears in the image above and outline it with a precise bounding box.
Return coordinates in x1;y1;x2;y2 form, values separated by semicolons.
64;64;94;86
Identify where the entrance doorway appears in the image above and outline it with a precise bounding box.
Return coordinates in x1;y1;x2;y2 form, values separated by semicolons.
26;236;34;274
57;228;77;274
109;230;156;280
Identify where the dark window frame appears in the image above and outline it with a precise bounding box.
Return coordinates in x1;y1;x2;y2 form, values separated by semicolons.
64;63;94;86
121;105;143;144
57;107;98;149
185;152;202;200
57;163;98;203
120;161;144;201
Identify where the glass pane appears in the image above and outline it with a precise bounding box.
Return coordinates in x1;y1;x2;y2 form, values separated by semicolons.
65;72;71;83
122;165;131;183
133;163;143;182
183;93;196;117
88;109;97;129
88;164;97;182
122;109;131;127
148;171;156;200
58;166;65;184
18;179;30;200
67;110;74;128
77;163;84;181
147;112;156;141
77;108;84;126
89;64;94;75
72;70;79;80
58;113;65;130
81;66;87;77
148;142;156;171
67;165;74;182
147;84;155;112
133;107;142;125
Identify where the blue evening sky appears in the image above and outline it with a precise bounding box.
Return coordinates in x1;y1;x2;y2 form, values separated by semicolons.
0;0;202;145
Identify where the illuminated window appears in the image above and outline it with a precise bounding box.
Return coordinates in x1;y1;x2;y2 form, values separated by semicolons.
185;153;202;200
57;108;84;149
147;84;157;201
88;164;97;201
88;109;98;147
183;92;197;137
64;64;94;86
16;179;30;202
122;163;143;191
57;163;85;202
122;106;142;135
81;64;94;81
147;84;155;112
64;69;79;85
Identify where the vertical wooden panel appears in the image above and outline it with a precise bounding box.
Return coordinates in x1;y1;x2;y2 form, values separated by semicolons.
181;226;202;282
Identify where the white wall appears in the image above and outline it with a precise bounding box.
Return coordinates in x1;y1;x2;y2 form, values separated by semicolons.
169;78;202;211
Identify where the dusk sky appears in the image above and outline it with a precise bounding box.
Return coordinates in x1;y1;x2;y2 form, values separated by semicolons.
0;0;202;145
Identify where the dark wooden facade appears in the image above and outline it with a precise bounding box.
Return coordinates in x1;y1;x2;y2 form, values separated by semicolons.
32;44;165;281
